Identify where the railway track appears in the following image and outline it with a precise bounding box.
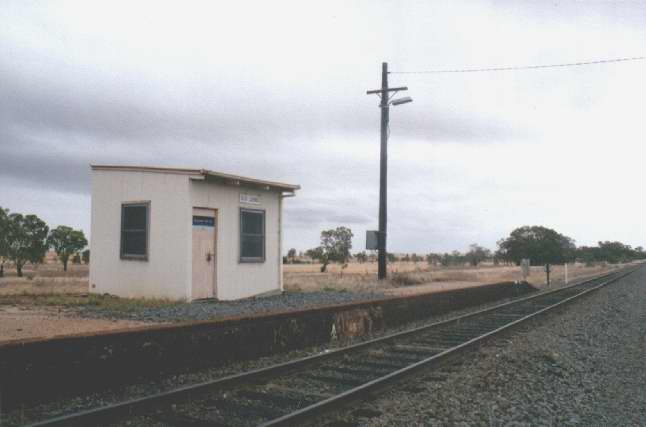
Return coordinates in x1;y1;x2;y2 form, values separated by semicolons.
28;266;640;427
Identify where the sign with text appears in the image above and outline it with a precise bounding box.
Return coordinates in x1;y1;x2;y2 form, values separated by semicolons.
192;216;215;227
240;193;261;205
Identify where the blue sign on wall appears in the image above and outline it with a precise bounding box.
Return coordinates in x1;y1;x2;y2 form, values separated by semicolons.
193;216;215;227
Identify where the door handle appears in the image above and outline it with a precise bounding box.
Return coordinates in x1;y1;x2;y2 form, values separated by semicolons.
206;252;213;262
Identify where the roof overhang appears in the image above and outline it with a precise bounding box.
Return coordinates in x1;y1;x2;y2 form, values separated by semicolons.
91;165;300;193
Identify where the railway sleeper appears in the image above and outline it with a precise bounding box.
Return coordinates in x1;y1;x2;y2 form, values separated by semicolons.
234;389;319;411
350;359;410;371
149;411;229;427
447;328;500;337
417;333;478;343
317;365;388;379
413;337;472;348
299;372;367;388
380;352;427;364
193;395;286;422
404;342;454;353
452;322;517;332
446;324;500;332
391;344;445;356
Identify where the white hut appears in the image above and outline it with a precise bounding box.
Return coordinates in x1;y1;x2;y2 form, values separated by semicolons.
89;165;299;301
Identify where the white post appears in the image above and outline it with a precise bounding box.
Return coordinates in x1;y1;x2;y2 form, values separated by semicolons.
565;263;568;285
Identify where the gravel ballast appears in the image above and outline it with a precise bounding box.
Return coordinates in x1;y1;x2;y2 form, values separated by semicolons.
76;290;388;322
0;284;537;426
3;269;639;426
334;266;646;426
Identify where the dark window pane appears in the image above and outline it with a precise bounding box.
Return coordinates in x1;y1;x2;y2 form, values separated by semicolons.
123;231;147;256
241;235;263;259
241;211;263;234
123;205;147;230
121;203;148;258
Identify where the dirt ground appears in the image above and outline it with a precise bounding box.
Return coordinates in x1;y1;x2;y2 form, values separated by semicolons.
0;264;158;342
0;305;150;343
0;261;628;342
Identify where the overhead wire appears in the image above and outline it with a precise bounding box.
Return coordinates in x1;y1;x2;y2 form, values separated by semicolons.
389;56;646;74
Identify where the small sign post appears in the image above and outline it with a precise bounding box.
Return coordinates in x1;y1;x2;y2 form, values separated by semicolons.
520;258;530;281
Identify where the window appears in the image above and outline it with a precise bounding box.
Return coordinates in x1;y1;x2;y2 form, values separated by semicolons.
120;202;149;260
240;208;265;262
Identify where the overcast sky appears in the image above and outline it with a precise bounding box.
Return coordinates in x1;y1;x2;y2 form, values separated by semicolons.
2;1;646;254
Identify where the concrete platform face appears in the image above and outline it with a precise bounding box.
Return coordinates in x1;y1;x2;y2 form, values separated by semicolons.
0;281;536;411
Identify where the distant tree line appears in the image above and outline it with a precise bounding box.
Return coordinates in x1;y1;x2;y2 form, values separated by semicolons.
495;225;646;266
575;241;645;265
0;206;88;277
287;224;644;271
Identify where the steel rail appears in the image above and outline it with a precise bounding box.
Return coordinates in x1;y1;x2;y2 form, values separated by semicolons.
25;266;640;427
261;266;640;426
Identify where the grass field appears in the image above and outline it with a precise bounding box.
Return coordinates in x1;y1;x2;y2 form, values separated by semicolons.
282;261;624;294
0;260;629;342
0;260;627;299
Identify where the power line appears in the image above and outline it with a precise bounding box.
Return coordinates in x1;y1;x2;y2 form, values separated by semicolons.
389;56;646;74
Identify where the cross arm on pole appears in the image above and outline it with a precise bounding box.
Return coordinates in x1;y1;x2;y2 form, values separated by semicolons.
366;86;408;95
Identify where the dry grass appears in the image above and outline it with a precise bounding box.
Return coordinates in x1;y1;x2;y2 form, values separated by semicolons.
1;263;88;296
284;262;428;275
283;261;629;294
0;277;87;296
0;263;88;278
0;260;630;300
0;292;179;313
0;264;178;312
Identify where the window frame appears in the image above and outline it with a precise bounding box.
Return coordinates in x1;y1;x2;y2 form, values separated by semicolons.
239;208;265;263
120;201;150;261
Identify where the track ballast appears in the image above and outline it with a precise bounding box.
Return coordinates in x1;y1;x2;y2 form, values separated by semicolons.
28;266;640;427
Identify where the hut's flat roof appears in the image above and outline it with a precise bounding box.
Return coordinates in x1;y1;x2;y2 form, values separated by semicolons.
91;165;300;192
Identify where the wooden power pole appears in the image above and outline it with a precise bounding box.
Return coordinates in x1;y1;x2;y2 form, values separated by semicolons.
367;62;411;280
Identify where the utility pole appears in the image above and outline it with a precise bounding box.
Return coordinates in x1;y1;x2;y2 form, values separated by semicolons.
367;62;412;280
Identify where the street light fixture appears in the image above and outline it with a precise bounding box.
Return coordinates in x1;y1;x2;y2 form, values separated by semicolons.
391;96;413;106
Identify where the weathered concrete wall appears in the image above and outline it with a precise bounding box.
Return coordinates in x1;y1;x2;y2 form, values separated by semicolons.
0;282;535;410
90;169;192;300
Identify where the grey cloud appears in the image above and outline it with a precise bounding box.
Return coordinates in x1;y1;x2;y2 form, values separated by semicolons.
3;1;646;255
285;202;373;227
0;128;92;194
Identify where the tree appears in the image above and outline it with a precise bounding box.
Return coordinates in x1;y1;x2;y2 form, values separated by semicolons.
287;248;297;262
426;253;441;266
82;249;90;264
72;253;82;264
355;251;368;263
0;207;9;277
465;244;491;266
305;246;322;260
322;227;353;262
47;226;88;272
596;241;636;264
497;226;576;266
6;213;49;277
311;227;354;272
